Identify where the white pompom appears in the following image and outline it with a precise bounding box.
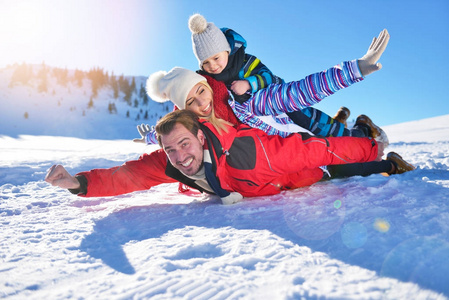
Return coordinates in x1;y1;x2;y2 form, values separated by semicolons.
146;71;169;102
188;14;207;34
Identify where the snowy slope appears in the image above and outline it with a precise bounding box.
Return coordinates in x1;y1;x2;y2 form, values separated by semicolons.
0;64;173;140
1;117;449;299
1;64;449;299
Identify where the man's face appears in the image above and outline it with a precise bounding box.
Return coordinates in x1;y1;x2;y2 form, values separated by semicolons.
160;123;205;176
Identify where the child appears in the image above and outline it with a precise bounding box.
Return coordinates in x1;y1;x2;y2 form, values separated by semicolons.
137;20;390;146
188;14;387;141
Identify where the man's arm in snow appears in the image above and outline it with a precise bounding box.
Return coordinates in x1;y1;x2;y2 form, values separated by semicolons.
46;149;177;197
45;164;81;190
77;149;176;197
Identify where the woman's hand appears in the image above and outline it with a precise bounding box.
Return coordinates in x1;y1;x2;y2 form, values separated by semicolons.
133;124;153;143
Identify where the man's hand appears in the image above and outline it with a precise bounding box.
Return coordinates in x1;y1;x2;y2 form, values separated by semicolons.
358;29;390;76
45;165;80;189
133;124;152;143
230;80;251;95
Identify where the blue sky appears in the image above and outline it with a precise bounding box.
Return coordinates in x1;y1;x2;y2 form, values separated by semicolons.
1;0;448;126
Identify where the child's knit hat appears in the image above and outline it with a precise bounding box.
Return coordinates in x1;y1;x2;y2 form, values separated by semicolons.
146;67;206;109
189;14;231;68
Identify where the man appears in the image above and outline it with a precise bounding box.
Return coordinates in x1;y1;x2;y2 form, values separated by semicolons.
45;110;405;205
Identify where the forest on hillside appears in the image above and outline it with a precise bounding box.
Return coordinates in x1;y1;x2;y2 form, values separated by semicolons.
5;62;172;122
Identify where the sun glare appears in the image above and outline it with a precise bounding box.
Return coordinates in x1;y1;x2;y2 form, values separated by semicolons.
0;1;50;65
0;0;162;75
0;0;98;70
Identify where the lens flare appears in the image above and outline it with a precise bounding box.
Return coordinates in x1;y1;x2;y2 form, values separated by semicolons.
333;200;342;209
374;218;390;233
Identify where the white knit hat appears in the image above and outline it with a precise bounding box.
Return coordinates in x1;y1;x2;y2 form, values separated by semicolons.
146;67;206;109
189;14;231;67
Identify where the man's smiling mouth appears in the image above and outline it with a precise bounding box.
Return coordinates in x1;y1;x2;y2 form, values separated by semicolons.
180;158;193;167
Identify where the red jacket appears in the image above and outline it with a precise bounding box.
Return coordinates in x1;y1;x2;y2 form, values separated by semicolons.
201;121;377;197
76;120;378;199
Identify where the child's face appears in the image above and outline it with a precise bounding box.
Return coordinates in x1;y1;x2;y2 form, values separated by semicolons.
202;51;229;74
185;83;213;118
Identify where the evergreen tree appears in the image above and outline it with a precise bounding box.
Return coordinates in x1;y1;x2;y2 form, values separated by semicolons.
9;63;33;87
108;102;117;114
118;75;127;91
110;75;119;99
73;69;84;87
38;62;48;93
52;67;68;86
139;83;145;98
118;76;132;105
87;67;108;98
140;83;149;105
130;77;136;93
142;92;149;106
88;97;94;109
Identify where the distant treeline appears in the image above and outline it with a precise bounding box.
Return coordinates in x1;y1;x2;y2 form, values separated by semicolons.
7;62;171;121
8;62;149;103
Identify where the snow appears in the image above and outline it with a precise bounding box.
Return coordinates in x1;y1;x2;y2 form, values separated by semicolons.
0;64;173;140
1;65;449;299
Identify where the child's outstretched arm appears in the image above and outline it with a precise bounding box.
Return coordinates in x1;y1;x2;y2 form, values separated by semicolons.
133;124;158;145
357;29;390;76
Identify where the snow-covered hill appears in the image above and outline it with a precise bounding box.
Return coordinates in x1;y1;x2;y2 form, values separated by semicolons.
0;63;173;139
1;63;449;299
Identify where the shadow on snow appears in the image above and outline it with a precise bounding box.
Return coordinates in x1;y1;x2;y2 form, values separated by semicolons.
79;169;449;296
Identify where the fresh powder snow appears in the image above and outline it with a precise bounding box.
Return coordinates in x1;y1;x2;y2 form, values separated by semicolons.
1;64;449;299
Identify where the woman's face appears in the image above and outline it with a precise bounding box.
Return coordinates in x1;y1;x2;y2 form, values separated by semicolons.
185;83;213;118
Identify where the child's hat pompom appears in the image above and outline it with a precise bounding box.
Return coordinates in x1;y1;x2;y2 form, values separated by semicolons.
146;71;169;102
188;14;208;34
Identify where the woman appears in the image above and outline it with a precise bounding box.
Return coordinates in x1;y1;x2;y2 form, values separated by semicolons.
135;67;414;179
